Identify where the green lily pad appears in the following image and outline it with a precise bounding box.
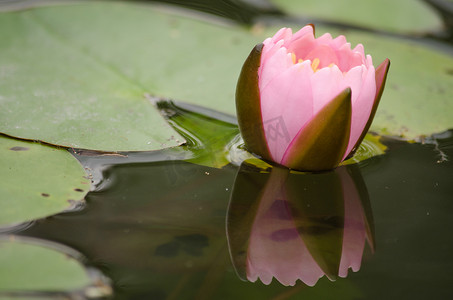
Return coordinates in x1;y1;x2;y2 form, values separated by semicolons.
269;0;444;34
0;2;261;151
0;3;185;152
0;136;90;227
0;238;90;292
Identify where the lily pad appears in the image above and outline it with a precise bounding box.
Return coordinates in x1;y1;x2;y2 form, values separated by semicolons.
0;2;260;151
0;3;185;152
0;238;90;292
0;136;90;227
268;0;444;34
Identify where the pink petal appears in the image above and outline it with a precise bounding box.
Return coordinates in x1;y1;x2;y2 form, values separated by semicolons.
353;44;366;61
330;35;347;50
341;66;365;104
259;45;290;90
310;65;344;116
260;62;314;163
305;45;339;69
335;43;364;72
260;38;275;60
287;33;317;61
272;27;293;45
365;54;374;68
290;25;314;43
343;65;376;158
316;32;333;45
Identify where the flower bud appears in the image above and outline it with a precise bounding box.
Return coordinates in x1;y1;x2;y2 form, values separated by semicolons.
236;25;390;171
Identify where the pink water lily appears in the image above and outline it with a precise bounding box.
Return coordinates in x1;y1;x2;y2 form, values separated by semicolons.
236;25;390;171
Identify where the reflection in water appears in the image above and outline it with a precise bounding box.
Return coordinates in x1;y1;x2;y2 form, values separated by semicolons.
227;163;375;286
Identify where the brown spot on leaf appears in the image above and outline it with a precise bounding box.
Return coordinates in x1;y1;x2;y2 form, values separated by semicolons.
446;69;453;76
74;188;84;192
41;193;50;197
10;146;29;151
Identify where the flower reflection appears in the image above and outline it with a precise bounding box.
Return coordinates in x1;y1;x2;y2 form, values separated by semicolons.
226;163;374;286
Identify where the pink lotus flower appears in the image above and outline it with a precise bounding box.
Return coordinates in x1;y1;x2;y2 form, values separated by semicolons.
236;25;390;171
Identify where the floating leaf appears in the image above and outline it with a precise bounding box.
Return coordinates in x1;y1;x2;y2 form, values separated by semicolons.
0;3;187;151
342;134;387;166
269;0;444;34
0;238;90;292
0;136;90;227
0;2;261;151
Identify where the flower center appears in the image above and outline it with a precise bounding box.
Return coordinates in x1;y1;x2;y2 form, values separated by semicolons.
291;53;334;72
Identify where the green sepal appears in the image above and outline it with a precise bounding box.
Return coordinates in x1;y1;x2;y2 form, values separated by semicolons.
282;88;353;171
236;43;272;161
347;58;391;159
